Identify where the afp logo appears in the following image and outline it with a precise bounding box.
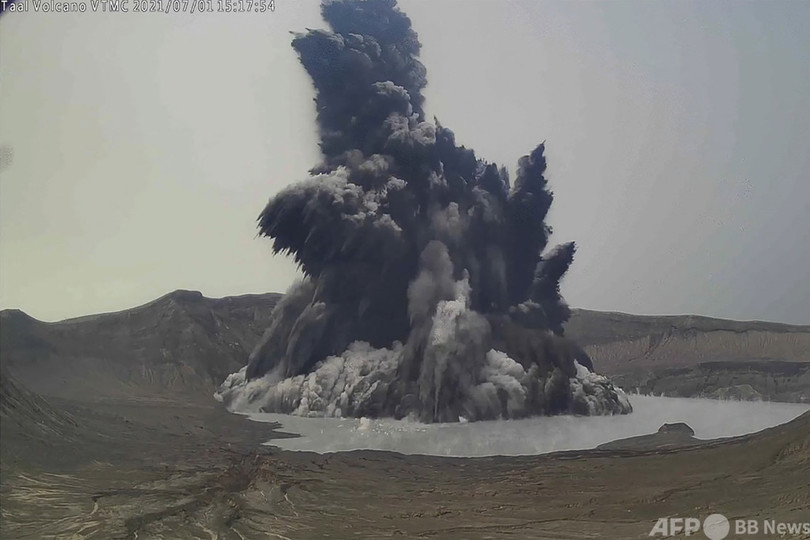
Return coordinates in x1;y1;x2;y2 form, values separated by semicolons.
650;514;730;540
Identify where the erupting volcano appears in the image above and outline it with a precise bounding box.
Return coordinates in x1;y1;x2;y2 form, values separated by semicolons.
217;0;632;422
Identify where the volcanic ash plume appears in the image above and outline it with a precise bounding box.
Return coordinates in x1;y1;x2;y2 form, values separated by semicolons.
216;0;632;422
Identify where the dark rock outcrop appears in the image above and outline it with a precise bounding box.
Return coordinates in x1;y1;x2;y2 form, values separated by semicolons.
597;422;700;451
658;422;695;436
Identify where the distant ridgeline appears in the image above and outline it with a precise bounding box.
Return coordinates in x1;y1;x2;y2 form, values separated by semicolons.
566;309;810;403
0;291;807;409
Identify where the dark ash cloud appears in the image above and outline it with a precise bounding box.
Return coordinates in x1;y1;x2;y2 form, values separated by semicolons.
217;0;630;422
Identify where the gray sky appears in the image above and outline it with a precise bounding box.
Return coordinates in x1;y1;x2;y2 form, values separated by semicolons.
1;0;808;324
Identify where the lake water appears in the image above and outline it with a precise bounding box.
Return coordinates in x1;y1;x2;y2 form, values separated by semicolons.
247;395;809;457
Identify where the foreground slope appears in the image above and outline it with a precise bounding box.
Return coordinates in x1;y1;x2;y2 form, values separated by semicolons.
1;373;807;538
0;365;81;466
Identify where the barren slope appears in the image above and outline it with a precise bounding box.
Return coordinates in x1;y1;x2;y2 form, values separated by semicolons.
0;290;281;402
3;293;807;404
567;309;810;401
1;376;807;539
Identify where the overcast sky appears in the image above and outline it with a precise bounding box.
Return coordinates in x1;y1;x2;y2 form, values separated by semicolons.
1;0;808;324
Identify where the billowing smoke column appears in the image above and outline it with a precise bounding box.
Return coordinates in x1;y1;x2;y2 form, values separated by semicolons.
217;0;631;422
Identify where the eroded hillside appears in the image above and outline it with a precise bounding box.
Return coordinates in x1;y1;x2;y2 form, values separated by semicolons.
567;309;810;401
